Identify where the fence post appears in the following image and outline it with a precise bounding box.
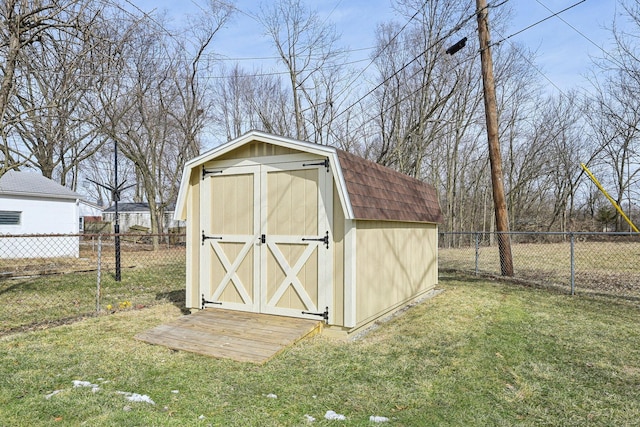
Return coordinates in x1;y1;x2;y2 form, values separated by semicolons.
570;232;575;296
96;235;102;312
475;232;480;276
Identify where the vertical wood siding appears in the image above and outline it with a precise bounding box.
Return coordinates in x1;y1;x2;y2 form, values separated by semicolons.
355;221;438;325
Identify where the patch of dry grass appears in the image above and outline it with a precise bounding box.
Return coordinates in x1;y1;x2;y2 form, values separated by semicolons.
440;241;640;297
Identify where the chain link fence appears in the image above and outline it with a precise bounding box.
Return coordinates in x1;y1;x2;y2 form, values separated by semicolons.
2;231;638;335
439;232;640;298
0;233;186;335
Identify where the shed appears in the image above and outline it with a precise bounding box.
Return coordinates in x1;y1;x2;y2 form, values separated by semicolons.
174;131;443;336
0;170;81;258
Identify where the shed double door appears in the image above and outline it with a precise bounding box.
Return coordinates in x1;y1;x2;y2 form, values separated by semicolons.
200;159;332;321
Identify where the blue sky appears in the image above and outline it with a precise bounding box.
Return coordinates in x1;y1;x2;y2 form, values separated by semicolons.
132;0;626;95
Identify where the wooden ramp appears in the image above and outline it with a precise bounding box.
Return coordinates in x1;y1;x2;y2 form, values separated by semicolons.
134;308;322;364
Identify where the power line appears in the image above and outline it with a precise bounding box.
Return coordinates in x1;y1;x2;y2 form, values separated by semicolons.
207;45;376;63
330;0;430;103
488;0;627;98
533;0;626;69
321;0;345;27
333;6;479;123
326;49;480;143
491;27;569;98
489;0;586;48
200;56;373;80
488;0;512;9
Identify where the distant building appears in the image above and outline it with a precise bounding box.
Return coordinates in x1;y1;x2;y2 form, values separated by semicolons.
78;200;104;233
0;170;81;258
102;202;184;233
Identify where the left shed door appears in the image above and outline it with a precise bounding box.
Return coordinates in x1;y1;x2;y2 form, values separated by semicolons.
200;165;260;312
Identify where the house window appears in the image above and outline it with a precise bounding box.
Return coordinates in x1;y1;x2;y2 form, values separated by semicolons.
0;211;21;225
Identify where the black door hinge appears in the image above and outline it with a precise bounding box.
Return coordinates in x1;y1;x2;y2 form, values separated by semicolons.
302;231;329;249
202;231;222;245
202;294;222;309
202;168;222;179
302;158;329;172
302;306;329;323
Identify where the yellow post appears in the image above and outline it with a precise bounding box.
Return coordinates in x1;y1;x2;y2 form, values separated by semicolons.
581;163;639;233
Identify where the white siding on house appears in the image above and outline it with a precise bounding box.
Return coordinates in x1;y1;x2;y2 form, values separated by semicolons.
0;195;79;234
102;210;184;232
78;201;103;218
0;195;80;258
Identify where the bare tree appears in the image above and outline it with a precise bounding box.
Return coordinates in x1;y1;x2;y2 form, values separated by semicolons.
211;64;293;141
585;0;640;230
258;0;345;143
369;0;472;178
92;3;233;246
6;3;107;188
169;1;234;157
0;0;95;176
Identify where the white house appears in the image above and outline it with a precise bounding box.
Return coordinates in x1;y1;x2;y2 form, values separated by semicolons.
0;170;82;258
102;202;184;233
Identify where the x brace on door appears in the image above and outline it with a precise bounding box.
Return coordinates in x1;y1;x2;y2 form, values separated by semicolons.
266;240;320;311
209;238;255;305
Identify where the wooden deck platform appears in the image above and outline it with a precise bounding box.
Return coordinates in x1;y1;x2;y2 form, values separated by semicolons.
134;308;322;364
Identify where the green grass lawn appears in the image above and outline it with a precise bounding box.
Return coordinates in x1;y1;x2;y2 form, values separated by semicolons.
0;261;185;332
2;274;640;426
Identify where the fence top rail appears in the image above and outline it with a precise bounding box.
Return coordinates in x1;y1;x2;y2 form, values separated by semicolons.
439;231;640;237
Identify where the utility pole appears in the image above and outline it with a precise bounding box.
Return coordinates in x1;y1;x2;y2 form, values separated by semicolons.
475;0;514;276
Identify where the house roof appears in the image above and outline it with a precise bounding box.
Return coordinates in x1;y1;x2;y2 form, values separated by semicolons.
103;202;176;213
175;130;442;224
0;170;81;201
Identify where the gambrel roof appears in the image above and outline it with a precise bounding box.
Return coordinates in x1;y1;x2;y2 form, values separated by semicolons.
0;170;80;201
336;149;443;223
175;130;442;224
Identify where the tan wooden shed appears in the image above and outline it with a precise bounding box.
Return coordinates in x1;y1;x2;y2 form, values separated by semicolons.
174;131;443;336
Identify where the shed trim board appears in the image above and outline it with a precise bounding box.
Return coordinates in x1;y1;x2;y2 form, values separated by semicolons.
175;131;442;333
343;219;357;328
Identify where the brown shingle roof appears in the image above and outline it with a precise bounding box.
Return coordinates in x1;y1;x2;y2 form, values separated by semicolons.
336;149;443;223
